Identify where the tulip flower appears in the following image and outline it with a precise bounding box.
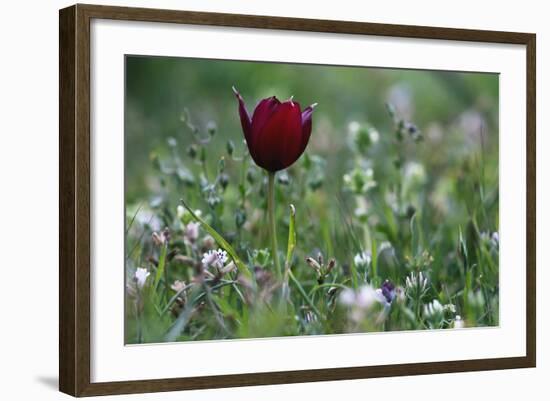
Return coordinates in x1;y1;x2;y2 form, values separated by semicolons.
232;87;317;277
232;86;316;173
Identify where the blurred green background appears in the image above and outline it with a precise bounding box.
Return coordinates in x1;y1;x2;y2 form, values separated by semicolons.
125;55;498;203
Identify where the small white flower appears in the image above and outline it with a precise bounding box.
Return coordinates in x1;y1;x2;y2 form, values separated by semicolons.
339;288;356;306
453;315;465;329
354;251;371;268
403;161;426;189
357;286;378;308
177;206;202;221
374;288;386;304
171;280;186;293
343;167;376;194
202;249;228;270
443;303;456;314
348;121;361;135
369;129;380;143
339;285;377;310
134;267;150;289
423;299;443;318
183;222;200;243
405;271;428;294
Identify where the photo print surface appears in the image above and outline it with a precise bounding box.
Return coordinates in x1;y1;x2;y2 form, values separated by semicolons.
124;56;499;344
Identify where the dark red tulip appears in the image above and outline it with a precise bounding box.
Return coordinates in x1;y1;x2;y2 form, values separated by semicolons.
233;87;316;172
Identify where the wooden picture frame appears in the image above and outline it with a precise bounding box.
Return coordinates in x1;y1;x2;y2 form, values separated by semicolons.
59;3;536;397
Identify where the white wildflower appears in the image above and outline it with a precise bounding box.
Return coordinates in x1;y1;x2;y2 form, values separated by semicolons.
202;249;228;270
405;271;428;294
369;129;380;143
134;267;150;289
339;288;356;306
354;251;371;269
423;299;443;318
171;280;186;293
177;205;202;221
453;315;465;329
348;121;379;146
443;303;456;314
357;285;378;308
403;161;426;189
343;167;376;194
339;285;377;310
348;121;361;135
353;197;369;220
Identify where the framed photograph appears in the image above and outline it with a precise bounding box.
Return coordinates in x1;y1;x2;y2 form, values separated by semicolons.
59;4;536;397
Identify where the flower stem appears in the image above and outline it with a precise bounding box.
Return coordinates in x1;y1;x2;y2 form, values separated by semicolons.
267;171;282;279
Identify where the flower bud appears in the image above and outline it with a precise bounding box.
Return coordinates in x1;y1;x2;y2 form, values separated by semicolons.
305;257;321;274
219;173;229;190
167;137;177;148
226;140;235;156
235;208;246;228
326;258;336;274
207;121;217;136
187;144;198;159
246;167;256;184
202;235;215;250
152;232;164;247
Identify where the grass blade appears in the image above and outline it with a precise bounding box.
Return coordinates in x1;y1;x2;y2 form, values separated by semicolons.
286;204;297;264
153;244;167;292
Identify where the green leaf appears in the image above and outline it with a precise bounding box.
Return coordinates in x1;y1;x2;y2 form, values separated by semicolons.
180;199;251;279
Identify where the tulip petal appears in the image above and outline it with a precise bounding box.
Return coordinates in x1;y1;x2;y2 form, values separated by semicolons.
300;104;316;155
251;96;280;144
232;86;253;145
255;101;303;171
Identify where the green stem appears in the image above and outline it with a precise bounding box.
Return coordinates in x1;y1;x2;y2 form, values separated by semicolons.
163;258;169;303
288;270;322;318
267;172;282;279
136;288;143;343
